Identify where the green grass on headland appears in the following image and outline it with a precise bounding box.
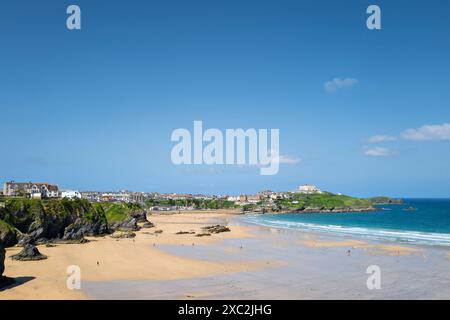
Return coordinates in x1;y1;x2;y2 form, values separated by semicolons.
273;192;373;210
94;202;142;222
0;197;108;231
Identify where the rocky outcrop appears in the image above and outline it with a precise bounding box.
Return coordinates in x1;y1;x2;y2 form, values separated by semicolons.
175;231;195;235
0;245;5;277
144;229;163;235
0;244;14;289
0;199;109;247
109;217;140;232
129;209;148;223
16;233;33;246
0;221;17;247
62;218;108;241
11;244;47;261
142;221;155;228
202;225;231;234
369;197;404;205
16;202;70;241
111;231;136;239
55;237;89;244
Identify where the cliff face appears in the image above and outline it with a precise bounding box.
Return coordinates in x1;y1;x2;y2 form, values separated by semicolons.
0;244;5;278
0;198;109;247
0;220;17;247
0;243;14;288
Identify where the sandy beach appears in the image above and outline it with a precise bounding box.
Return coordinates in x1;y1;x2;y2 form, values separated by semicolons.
1;210;450;300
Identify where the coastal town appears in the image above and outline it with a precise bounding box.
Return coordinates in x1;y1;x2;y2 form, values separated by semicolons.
1;180;328;211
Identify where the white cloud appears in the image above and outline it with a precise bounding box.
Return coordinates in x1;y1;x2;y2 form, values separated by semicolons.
368;135;397;143
400;123;450;141
246;150;301;167
269;149;301;165
364;147;394;157
368;123;450;144
278;154;301;164
324;77;359;93
364;123;450;158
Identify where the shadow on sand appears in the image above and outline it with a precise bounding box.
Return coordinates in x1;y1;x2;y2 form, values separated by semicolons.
0;276;35;291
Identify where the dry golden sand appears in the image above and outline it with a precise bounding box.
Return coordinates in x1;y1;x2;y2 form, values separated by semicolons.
301;239;422;256
0;211;262;300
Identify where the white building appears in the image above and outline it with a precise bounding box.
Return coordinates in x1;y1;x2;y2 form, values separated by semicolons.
60;190;82;199
4;181;59;198
297;184;322;194
269;192;290;200
30;183;59;199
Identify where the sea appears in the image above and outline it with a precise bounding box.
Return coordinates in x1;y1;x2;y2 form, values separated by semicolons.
243;199;450;247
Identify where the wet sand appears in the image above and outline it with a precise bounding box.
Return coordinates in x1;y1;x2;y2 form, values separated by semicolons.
2;210;450;299
301;239;423;255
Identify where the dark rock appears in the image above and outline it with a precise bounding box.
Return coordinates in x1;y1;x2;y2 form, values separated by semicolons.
27;220;47;240
175;231;195;235
0;276;15;289
202;225;231;234
35;238;51;245
109;217;140;232
24;210;72;242
10;244;47;261
0;245;5;277
62;218;108;241
0;222;17;247
142;222;155;228
195;233;211;237
129;209;148;223
55;238;89;244
16;233;34;247
0;244;14;290
1;198;109;245
111;231;136;239
145;229;163;235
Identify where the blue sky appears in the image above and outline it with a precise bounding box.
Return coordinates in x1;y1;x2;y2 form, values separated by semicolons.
1;0;449;197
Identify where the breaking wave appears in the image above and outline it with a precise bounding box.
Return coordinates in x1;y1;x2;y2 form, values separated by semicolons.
243;215;450;247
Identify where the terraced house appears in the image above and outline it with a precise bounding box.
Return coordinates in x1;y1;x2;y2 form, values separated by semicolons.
3;181;59;199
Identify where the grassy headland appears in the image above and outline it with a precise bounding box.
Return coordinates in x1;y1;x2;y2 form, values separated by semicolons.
0;198;110;247
272;192;373;211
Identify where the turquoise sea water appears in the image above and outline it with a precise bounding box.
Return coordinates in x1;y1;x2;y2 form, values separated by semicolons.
243;199;450;246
